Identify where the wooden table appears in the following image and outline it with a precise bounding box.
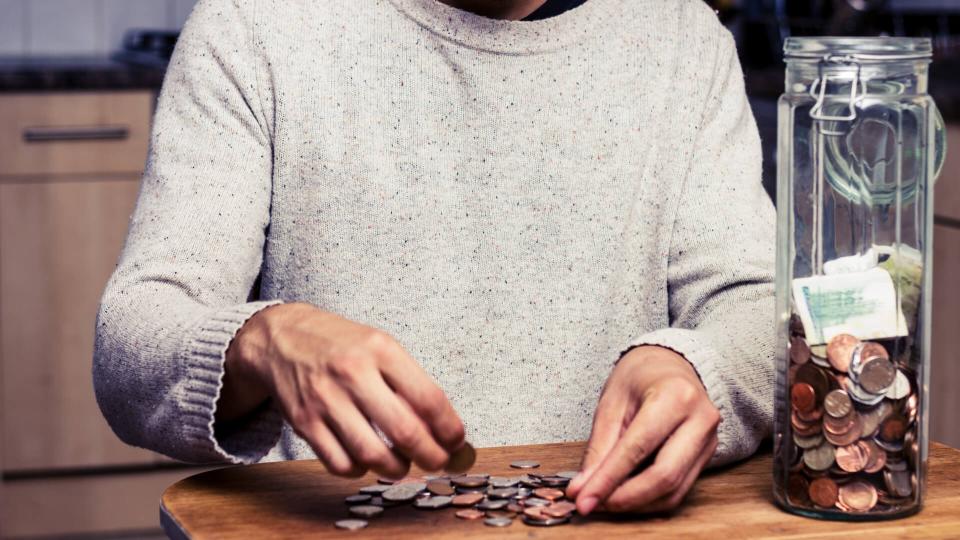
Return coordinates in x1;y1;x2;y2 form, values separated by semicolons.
161;442;960;539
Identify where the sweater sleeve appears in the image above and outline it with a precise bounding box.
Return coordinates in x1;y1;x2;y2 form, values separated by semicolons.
93;0;285;464
627;29;776;467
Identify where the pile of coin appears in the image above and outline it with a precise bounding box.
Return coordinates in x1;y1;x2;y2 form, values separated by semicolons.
781;316;920;516
334;456;581;531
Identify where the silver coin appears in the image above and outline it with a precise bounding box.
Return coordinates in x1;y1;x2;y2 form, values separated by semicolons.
885;369;912;400
859;356;897;394
522;515;570;527
859;401;893;438
540;476;569;487
556;471;579;480
844;377;885;406
348;505;383;519
523;497;551;507
484;517;514;527
513;487;532;499
382;482;427;502
884;469;914;498
793;431;824;449
489;476;519;488
511;460;540;469
413;495;453;509
345;494;371;505
476;499;509;511
334;519;368;531
487;488;518;499
359;484;392;495
803;441;836;471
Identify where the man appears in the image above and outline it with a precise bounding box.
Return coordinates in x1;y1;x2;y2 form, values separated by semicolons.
94;0;775;515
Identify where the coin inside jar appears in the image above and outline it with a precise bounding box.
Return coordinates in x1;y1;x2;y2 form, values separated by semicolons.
838;480;878;512
858;356;897;394
791;383;817;414
808;477;839;508
791;336;811;365
803;441;836;471
835;443;868;473
827;334;860;373
823;389;853;418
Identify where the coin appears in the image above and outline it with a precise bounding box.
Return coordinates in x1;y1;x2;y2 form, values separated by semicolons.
787;474;810;505
885;369;912;400
382;482;427;502
506;502;525;513
884;469;914;498
858;356;896;394
523;506;546;519
793;431;824;449
523;497;551;507
522;514;570;526
556;470;579;480
484;517;513;527
862;439;887;474
533;488;565;501
827;334;859;373
859;342;890;362
859;401;893;438
413;495;452;509
803;441;836;471
345;494;371;505
489;476;519;488
476;499;509;511
791;336;811;365
540;476;570;488
838;480;878;512
791;383;817;414
348;505;383;519
427;480;454;496
334;519;369;531
510;460;541;469
455;507;485;520
844;377;886;406
835;443;867;473
488;488;518;499
823;389;853;418
823;414;863;447
446;443;476;474
879;414;908;443
377;477;398;485
451;475;487;488
359;484;392;494
451;492;484;507
542;501;577;518
795;363;831;401
808;477;839;507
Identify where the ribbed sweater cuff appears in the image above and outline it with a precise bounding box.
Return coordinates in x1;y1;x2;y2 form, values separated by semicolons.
181;300;285;464
625;328;732;462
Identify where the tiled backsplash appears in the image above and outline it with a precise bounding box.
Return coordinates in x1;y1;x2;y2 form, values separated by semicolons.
0;0;198;56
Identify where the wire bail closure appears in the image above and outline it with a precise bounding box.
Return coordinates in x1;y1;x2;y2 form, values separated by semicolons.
809;54;865;135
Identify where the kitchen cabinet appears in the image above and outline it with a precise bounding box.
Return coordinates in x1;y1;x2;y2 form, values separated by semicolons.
0;91;207;537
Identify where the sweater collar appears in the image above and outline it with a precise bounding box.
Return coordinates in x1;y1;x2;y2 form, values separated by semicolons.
385;0;616;55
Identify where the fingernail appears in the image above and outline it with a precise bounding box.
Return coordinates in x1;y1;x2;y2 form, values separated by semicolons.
578;496;599;516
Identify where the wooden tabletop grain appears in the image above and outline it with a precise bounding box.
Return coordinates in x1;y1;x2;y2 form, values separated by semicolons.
161;442;960;539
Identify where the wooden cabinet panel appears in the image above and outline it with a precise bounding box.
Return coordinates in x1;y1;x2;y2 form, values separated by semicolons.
1;466;217;537
934;123;960;222
932;224;960;449
0;92;152;178
0;178;158;471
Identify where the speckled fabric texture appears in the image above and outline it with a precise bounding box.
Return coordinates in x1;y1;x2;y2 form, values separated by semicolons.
93;0;775;467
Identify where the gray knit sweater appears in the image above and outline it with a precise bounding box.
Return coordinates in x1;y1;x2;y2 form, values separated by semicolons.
94;0;776;467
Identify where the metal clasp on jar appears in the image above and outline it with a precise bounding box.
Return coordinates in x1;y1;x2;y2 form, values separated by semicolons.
809;54;866;135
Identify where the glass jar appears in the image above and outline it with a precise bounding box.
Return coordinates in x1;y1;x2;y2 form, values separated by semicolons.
772;37;947;520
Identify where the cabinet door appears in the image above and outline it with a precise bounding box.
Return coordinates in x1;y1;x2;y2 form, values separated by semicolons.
932;224;960;449
0;178;157;471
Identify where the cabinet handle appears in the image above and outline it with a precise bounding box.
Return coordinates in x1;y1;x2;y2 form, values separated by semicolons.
23;125;130;143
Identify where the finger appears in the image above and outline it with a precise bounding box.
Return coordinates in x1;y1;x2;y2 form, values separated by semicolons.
633;436;716;514
566;391;629;498
574;387;687;515
349;373;450;471
319;384;411;479
377;344;465;450
602;416;717;512
295;418;367;477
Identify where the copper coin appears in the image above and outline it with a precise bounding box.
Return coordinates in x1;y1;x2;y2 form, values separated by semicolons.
838;480;878;512
451;492;484;507
823;389;853;418
827;334;860;373
792;412;822;437
790;313;805;337
808;477;839;508
879;414;908;443
859;342;889;362
823;411;856;435
486;510;517;520
427;480;454;496
860;401;893;438
791;383;817;414
796;406;824;423
533;488;565;501
445;442;477;474
523;506;546;519
862;439;887;474
835;443;868;473
451;475;487;488
506;502;525;513
348;505;383;519
795;363;831;402
455;508;486;520
542;501;577;518
787;474;810;505
824;414;863;447
791;336;811;365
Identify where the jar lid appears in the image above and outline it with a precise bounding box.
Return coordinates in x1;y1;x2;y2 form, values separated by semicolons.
784;37;932;61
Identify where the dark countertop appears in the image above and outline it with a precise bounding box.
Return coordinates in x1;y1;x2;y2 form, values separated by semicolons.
0;56;166;93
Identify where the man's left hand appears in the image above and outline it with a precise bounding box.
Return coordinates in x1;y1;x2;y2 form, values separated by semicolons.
565;345;721;515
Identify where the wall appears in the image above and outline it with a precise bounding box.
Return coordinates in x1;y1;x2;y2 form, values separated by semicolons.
0;0;197;56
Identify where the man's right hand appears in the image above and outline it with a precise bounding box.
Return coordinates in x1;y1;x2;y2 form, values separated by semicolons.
218;303;466;478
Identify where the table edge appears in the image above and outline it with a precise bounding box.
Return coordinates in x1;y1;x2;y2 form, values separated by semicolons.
160;498;191;540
